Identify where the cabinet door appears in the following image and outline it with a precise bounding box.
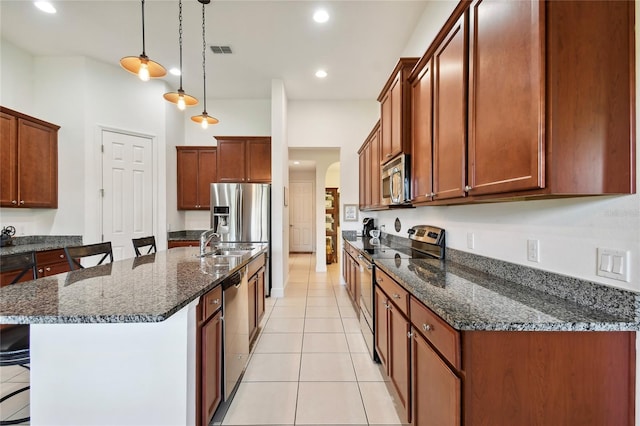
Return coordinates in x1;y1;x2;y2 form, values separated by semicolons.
0;112;17;207
412;331;460;426
380;91;393;163
246;139;271;182
177;149;200;209
256;267;265;323
388;302;410;423
374;286;389;371
433;13;467;200
201;310;222;425
217;140;246;182
390;74;403;158
411;60;434;203
359;146;367;209
198;149;217;209
17;118;58;208
467;0;543;195
370;127;382;207
248;273;257;340
363;143;372;208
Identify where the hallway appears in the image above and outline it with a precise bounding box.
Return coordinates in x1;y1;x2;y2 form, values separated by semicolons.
221;253;403;425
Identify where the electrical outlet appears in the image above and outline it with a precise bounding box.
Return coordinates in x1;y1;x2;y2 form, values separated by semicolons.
597;248;630;282
527;239;540;262
467;232;475;249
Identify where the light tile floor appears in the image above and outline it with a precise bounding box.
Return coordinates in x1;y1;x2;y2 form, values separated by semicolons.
221;253;403;426
0;253;403;426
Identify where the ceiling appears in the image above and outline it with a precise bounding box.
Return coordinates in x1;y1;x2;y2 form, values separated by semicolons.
0;0;427;101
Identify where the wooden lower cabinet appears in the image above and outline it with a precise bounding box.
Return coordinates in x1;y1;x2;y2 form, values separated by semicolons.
370;273;636;426
1;248;70;287
198;286;223;426
201;310;222;426
247;255;267;345
342;245;360;315
376;284;411;423
411;330;460;426
167;240;198;248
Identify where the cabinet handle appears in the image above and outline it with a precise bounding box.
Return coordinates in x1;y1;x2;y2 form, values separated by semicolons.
38;268;44;273
407;331;414;338
383;302;390;309
422;323;433;332
392;293;401;299
60;254;65;258
45;267;51;272
11;200;17;205
19;200;25;205
210;298;220;305
386;153;392;158
377;278;383;283
464;185;472;192
427;192;435;197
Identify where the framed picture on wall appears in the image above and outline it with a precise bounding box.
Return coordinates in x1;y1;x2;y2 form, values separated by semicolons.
344;204;358;222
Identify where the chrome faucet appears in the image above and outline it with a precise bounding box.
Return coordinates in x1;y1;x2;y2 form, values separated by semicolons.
200;229;220;257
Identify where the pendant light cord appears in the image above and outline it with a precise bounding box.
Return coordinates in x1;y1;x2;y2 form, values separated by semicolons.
178;0;183;90
201;2;208;114
141;0;146;56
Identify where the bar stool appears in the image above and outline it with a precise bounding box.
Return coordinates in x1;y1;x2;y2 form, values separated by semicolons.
64;242;113;270
132;236;156;257
0;251;37;425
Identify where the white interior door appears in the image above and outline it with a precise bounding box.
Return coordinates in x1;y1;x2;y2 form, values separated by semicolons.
102;130;153;260
289;181;314;252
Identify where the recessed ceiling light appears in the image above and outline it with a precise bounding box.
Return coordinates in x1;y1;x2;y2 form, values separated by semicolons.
313;9;329;23
169;68;181;76
315;70;328;79
34;1;56;14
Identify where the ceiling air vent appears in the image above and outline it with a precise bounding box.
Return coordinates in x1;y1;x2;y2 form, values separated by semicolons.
210;46;233;54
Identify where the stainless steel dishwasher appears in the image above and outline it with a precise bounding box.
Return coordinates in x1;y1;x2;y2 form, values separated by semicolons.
222;266;249;400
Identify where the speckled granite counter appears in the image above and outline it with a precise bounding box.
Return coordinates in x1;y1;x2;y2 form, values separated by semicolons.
344;235;639;332
0;245;267;324
0;235;82;255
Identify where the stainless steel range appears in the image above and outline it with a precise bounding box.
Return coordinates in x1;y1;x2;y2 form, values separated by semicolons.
358;225;445;360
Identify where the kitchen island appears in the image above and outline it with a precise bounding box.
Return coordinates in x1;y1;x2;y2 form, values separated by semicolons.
0;245;267;426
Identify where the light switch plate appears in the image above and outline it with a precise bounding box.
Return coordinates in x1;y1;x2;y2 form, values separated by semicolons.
527;239;539;262
597;248;630;282
467;232;475;249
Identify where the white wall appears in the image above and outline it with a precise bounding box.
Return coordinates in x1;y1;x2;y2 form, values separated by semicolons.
325;162;340;188
288;100;379;235
0;39;34;113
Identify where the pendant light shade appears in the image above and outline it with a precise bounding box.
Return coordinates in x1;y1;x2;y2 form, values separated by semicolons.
120;0;166;80
164;0;198;110
192;0;219;128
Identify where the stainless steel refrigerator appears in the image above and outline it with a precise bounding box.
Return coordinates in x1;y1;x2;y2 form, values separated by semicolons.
210;183;271;294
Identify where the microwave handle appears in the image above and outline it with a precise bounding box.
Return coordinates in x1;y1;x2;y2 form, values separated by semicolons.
390;167;401;204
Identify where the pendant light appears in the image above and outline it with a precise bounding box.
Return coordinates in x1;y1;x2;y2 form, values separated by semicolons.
120;0;166;81
163;0;198;110
191;0;219;129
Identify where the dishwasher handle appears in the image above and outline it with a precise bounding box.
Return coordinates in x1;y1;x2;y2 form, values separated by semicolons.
222;268;245;290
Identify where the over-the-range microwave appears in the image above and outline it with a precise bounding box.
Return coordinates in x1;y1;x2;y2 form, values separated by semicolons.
381;154;411;206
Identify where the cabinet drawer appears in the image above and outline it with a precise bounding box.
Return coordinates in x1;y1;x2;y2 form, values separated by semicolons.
247;253;266;279
168;240;198;248
203;285;223;321
410;297;460;370
375;268;409;316
36;249;67;265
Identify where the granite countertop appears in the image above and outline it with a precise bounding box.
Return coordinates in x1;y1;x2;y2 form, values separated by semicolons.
167;230;206;241
0;245;267;324
343;236;639;332
0;235;83;255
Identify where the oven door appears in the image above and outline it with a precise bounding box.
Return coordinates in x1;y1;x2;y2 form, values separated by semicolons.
357;255;375;359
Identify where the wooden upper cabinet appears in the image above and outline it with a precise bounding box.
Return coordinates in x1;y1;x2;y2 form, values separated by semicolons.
177;146;217;210
246;139;271;183
378;58;419;165
369;124;382;208
410;59;434;204
467;0;543;196
433;13;468;201
357;121;383;211
216;137;271;183
0;107;59;208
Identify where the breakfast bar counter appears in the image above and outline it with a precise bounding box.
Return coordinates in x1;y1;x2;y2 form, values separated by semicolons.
0;246;267;426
